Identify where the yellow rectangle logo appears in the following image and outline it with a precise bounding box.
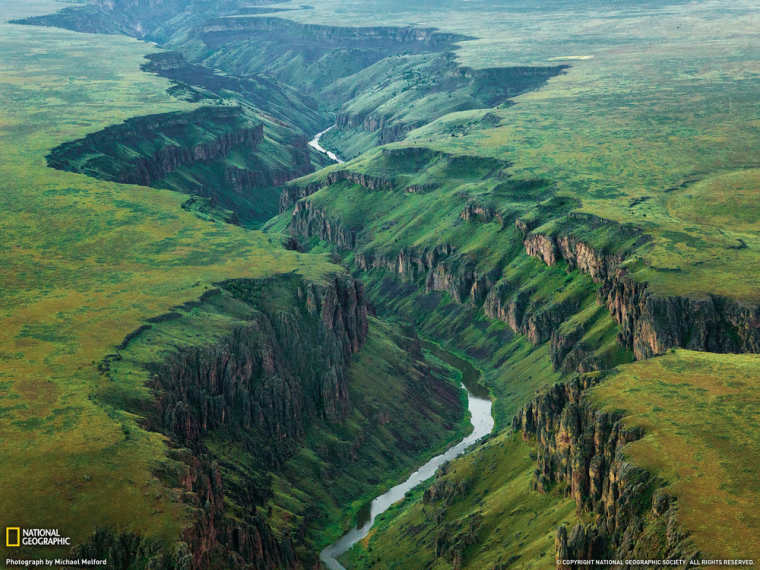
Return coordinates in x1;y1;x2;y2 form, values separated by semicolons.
6;527;20;547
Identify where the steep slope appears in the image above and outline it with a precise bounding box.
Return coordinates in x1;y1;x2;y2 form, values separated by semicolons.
94;275;468;568
276;131;760;565
319;54;567;158
341;433;578;569
140;51;326;135
188;16;472;92
46;105;329;226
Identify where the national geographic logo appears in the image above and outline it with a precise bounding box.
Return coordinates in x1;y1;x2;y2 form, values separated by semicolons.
6;527;20;547
5;527;71;547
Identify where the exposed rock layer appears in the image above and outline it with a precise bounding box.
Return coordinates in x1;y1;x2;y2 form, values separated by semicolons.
147;276;368;569
289;205;606;374
519;222;760;358
514;378;698;566
47;106;264;187
286;177;760;360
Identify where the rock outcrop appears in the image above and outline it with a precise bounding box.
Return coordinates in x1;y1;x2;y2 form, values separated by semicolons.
513;377;698;566
330;61;567;149
290;201;359;250
290;210;605;373
280;169;394;211
519;217;760;358
199;17;470;54
144;275;368;569
47;106;264;187
47;105;320;224
335;112;423;145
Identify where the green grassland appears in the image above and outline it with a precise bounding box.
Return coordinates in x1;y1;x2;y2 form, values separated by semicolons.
591;350;760;561
0;0;337;556
6;0;760;566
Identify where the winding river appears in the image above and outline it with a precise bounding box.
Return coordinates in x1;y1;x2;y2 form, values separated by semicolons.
308;125;344;163
320;342;494;569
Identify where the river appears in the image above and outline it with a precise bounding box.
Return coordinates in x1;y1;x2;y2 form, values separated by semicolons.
309;125;344;163
320;342;494;569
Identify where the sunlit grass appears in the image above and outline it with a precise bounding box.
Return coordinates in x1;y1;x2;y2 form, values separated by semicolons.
592;350;760;560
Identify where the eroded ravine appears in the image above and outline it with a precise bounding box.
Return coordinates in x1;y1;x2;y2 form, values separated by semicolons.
320;342;494;569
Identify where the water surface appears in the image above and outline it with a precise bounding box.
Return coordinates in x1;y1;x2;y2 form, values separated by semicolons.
309;125;344;163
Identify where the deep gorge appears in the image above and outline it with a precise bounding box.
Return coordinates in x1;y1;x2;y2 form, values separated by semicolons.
13;1;760;567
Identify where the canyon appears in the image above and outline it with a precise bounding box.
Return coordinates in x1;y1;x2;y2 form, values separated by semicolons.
3;0;760;569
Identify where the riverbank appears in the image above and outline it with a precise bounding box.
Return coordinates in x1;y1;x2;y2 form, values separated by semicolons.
320;342;494;569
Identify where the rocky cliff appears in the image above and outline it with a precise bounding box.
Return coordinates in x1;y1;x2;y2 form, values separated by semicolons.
140;52;326;135
328;60;567;152
519;217;760;358
279;147;508;212
47;106;264;187
199;17;469;51
513;377;698;566
335;112;423;146
144;275;368;569
288;203;612;374
47;105;321;225
151;276;367;451
285;158;760;362
289;200;359;251
280;169;395;211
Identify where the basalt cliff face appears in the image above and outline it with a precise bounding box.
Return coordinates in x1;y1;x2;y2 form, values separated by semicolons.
327;60;568;154
47;105;319;225
335;112;422;147
279;148;508;211
513;377;698;566
290;200;360;251
520;223;760;358
151;277;368;451
287;203;613;375
287;180;760;364
144;276;369;569
47;106;264;187
280;169;395;211
199;17;468;51
190;17;475;94
140;52;326;135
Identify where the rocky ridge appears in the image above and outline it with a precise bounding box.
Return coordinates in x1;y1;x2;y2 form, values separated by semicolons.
287;203;614;374
47;106;264;187
285;178;760;362
142;275;369;569
518;218;760;358
513;376;698;566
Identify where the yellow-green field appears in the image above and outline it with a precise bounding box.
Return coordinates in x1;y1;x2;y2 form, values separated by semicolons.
0;0;336;553
592;350;760;560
